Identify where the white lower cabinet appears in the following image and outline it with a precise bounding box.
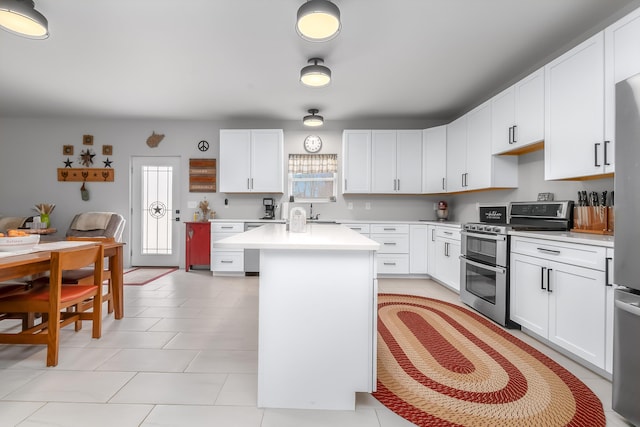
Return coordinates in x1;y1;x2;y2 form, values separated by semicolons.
210;222;245;273
510;236;608;369
432;227;461;292
371;223;409;275
409;224;428;274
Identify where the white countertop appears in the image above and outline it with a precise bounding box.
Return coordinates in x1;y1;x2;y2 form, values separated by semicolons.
509;230;614;248
210;218;462;227
213;223;380;251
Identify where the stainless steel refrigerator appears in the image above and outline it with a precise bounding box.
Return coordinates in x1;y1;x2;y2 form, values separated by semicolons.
613;72;640;426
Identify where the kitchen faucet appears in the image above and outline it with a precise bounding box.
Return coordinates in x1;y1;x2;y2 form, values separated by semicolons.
308;203;319;220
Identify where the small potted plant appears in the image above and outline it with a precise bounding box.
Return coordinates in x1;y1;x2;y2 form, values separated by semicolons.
34;203;55;227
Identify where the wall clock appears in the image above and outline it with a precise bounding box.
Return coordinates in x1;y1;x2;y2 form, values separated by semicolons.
304;135;322;153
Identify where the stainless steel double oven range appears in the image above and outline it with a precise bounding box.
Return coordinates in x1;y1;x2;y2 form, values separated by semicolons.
459;201;573;327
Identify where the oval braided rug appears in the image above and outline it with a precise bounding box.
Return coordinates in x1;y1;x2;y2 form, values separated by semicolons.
373;294;605;427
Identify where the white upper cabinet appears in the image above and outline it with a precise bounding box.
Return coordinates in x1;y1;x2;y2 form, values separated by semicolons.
343;129;421;194
371;130;422;194
342;130;372;194
544;32;612;180
447;102;517;193
446;115;467;193
219;129;284;193
422;125;447;193
491;68;545;155
605;6;640;85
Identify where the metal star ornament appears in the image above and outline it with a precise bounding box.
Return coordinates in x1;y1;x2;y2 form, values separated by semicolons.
103;158;113;167
63;158;73;168
79;149;95;167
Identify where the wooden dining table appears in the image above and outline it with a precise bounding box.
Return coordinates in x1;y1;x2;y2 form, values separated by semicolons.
0;240;125;319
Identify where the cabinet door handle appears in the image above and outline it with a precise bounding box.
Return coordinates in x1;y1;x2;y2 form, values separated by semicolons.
536;247;561;255
604;140;611;166
512;125;518;143
508;126;513;144
397;179;400;191
594;142;601;167
442;177;445;190
540;266;547;290
445;242;449;257
605;257;613;286
251;178;254;189
461;173;465;187
547;268;553;293
431;228;435;242
247;178;251;190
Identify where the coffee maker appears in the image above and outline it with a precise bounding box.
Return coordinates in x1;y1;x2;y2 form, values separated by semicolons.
262;198;275;219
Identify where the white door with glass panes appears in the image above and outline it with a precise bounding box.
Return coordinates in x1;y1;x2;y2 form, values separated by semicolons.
131;156;181;266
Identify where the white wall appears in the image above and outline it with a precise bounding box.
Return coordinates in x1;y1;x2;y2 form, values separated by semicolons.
448;149;614;223
1;117;613;267
0;116;444;267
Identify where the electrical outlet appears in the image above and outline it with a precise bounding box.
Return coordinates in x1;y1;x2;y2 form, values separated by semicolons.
365;202;371;210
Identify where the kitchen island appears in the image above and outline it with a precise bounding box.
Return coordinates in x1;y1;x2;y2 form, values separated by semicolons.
213;223;380;410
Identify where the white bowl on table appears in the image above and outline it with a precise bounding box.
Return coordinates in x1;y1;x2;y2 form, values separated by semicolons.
0;234;40;252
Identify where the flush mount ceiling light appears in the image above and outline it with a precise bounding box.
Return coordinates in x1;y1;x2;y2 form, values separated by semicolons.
296;0;341;42
300;58;332;87
303;109;324;127
0;0;48;39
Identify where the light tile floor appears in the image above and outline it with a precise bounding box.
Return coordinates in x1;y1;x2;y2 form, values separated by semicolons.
0;271;634;426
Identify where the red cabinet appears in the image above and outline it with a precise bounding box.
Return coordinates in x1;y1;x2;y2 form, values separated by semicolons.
185;222;211;271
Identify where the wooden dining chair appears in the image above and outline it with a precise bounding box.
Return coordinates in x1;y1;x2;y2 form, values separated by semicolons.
64;236;115;314
0;244;104;367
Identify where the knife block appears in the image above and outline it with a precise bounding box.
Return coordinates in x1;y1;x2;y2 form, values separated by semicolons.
572;206;613;235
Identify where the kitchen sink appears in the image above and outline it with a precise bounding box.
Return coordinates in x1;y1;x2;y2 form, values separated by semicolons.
306;219;337;224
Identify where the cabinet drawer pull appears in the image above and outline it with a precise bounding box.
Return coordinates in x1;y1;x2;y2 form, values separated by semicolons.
220;260;234;264
383;242;397;245
220;226;234;229
443;231;453;235
383;262;397;266
351;227;362;231
536;247;560;255
606;257;613;286
383;228;397;231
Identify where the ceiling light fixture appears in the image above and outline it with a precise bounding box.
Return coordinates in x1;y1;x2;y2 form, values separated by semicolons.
300;58;332;87
303;109;324;127
296;0;341;42
0;0;48;39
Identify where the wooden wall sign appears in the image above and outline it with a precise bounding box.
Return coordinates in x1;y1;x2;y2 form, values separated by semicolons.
57;168;114;182
189;159;216;192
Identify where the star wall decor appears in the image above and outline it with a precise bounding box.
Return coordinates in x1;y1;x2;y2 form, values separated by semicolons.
64;158;73;168
79;149;95;167
103;158;113;167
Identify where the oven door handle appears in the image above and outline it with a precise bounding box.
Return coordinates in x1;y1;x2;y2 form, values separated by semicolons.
460;230;507;242
460;256;507;275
